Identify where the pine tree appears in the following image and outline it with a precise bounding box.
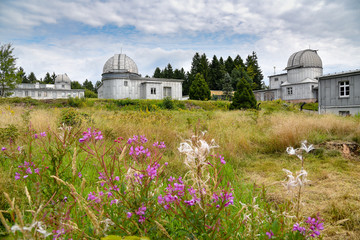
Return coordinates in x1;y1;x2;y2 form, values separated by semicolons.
51;72;56;83
245;52;264;90
163;63;174;78
71;81;83;89
83;79;94;92
43;72;53;84
153;67;162;78
189;73;211;101
173;68;185;79
222;73;233;100
209;55;225;90
229;77;257;110
225;56;234;75
233;55;245;69
18;67;29;83
231;66;252;90
28;72;37;83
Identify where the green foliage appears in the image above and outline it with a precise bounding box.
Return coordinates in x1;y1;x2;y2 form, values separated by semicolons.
83;79;94;92
71;81;83;89
59;108;83;126
189;73;211;101
43;72;54;84
222;73;233;100
27;72;37;83
245;51;264;90
67;97;86;108
0;43;22;97
161;96;174;110
230;77;257;110
85;89;97;98
0;124;19;143
101;236;150;240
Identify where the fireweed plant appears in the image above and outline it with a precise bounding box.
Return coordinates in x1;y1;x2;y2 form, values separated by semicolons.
0;126;325;239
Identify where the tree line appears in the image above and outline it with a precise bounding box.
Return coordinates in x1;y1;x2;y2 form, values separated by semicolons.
152;52;264;96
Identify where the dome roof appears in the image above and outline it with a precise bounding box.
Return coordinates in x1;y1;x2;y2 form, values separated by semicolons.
286;49;322;70
55;73;71;84
103;54;138;74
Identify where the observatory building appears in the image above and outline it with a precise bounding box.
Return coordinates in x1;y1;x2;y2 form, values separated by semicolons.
9;73;84;99
97;54;183;100
254;49;322;103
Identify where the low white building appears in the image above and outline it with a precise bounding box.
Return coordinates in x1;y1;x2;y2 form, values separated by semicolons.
98;54;183;100
9;74;84;99
254;49;322;103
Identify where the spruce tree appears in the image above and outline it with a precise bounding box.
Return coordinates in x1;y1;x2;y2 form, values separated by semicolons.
222;73;233;100
245;52;264;90
209;55;225;90
153;67;162;78
189;73;211;101
229;77;257;110
43;72;53;84
28;72;37;83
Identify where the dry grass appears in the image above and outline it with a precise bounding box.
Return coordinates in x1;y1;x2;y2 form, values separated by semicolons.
1;105;359;238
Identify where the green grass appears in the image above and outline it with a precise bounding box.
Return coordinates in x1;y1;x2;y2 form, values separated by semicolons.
0;99;359;239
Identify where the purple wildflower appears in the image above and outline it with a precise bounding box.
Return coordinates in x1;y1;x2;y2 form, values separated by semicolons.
40;132;46;137
114;176;120;181
127;212;132;218
219;155;226;164
1;147;6;151
15;172;21;180
78;172;82;178
266;230;274;239
26;167;32;175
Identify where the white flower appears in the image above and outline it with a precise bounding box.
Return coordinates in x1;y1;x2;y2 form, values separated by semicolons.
282;168;309;192
300;140;314;153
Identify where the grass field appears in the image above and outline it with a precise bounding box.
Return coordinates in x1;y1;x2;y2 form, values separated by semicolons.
0;99;359;239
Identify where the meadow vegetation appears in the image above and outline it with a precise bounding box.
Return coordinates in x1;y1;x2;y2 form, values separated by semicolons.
0;98;359;239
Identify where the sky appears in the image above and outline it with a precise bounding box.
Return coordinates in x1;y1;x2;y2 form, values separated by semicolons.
1;0;359;86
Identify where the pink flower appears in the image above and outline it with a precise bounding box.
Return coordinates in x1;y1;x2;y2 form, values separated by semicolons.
40;132;46;137
34;134;38;139
219;155;226;164
78;172;82;178
114;176;120;181
15;172;21;180
26;167;32;175
34;168;40;174
266;230;274;239
1;147;6;151
126;212;132;218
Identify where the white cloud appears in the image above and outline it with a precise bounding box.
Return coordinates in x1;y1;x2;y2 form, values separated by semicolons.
1;0;359;86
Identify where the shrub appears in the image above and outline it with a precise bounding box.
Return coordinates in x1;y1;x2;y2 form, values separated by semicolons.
0;124;19;143
161;97;174;110
59;108;83;126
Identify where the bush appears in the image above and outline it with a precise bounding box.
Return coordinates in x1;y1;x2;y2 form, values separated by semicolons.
161;97;174;110
85;89;98;98
67;97;86;108
0;124;19;143
59;108;83;126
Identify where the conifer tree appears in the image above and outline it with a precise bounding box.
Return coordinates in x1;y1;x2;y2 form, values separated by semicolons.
189;73;211;101
28;72;37;83
209;55;225;90
245;52;264;90
43;72;53;84
229;77;257;110
153;67;162;78
222;73;233;100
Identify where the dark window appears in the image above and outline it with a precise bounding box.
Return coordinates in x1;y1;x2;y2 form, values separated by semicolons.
339;111;350;116
151;88;156;95
274;77;278;81
287;87;293;95
339;81;349;97
124;81;128;86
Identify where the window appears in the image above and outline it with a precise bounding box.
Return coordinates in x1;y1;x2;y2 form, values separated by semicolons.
38;91;42;97
124;81;128;86
287;87;293;95
339;111;350;116
339;81;349;97
44;92;47;97
62;92;65;97
25;91;29;97
151;88;156;95
274;77;278;81
62;85;65;88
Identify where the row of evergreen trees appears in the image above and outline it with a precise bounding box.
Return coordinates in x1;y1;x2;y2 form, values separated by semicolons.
152;52;264;96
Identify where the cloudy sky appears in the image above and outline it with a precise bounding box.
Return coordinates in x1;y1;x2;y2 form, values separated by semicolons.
1;0;359;85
